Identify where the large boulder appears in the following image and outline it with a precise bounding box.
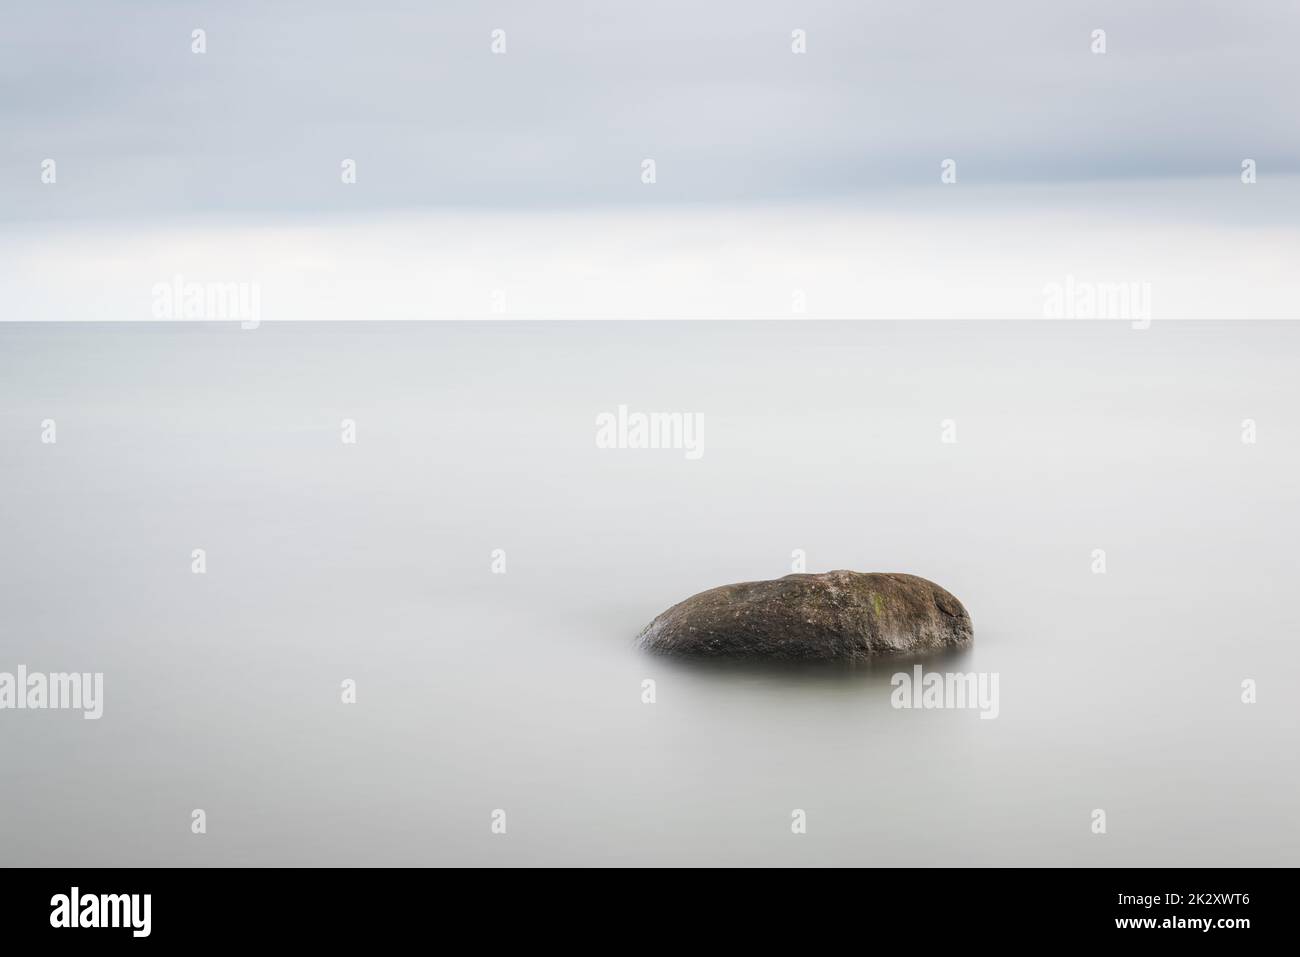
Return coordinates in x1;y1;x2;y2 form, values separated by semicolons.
637;570;972;661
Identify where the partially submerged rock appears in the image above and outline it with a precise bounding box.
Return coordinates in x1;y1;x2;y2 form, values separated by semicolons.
637;571;972;661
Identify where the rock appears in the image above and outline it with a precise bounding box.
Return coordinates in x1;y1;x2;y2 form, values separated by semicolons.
637;570;972;661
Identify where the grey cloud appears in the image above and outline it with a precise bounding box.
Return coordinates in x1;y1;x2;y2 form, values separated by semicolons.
2;0;1297;220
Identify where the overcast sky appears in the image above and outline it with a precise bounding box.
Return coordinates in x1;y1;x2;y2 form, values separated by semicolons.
4;0;1299;220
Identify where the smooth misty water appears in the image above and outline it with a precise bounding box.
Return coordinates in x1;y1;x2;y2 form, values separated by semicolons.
1;321;1296;866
